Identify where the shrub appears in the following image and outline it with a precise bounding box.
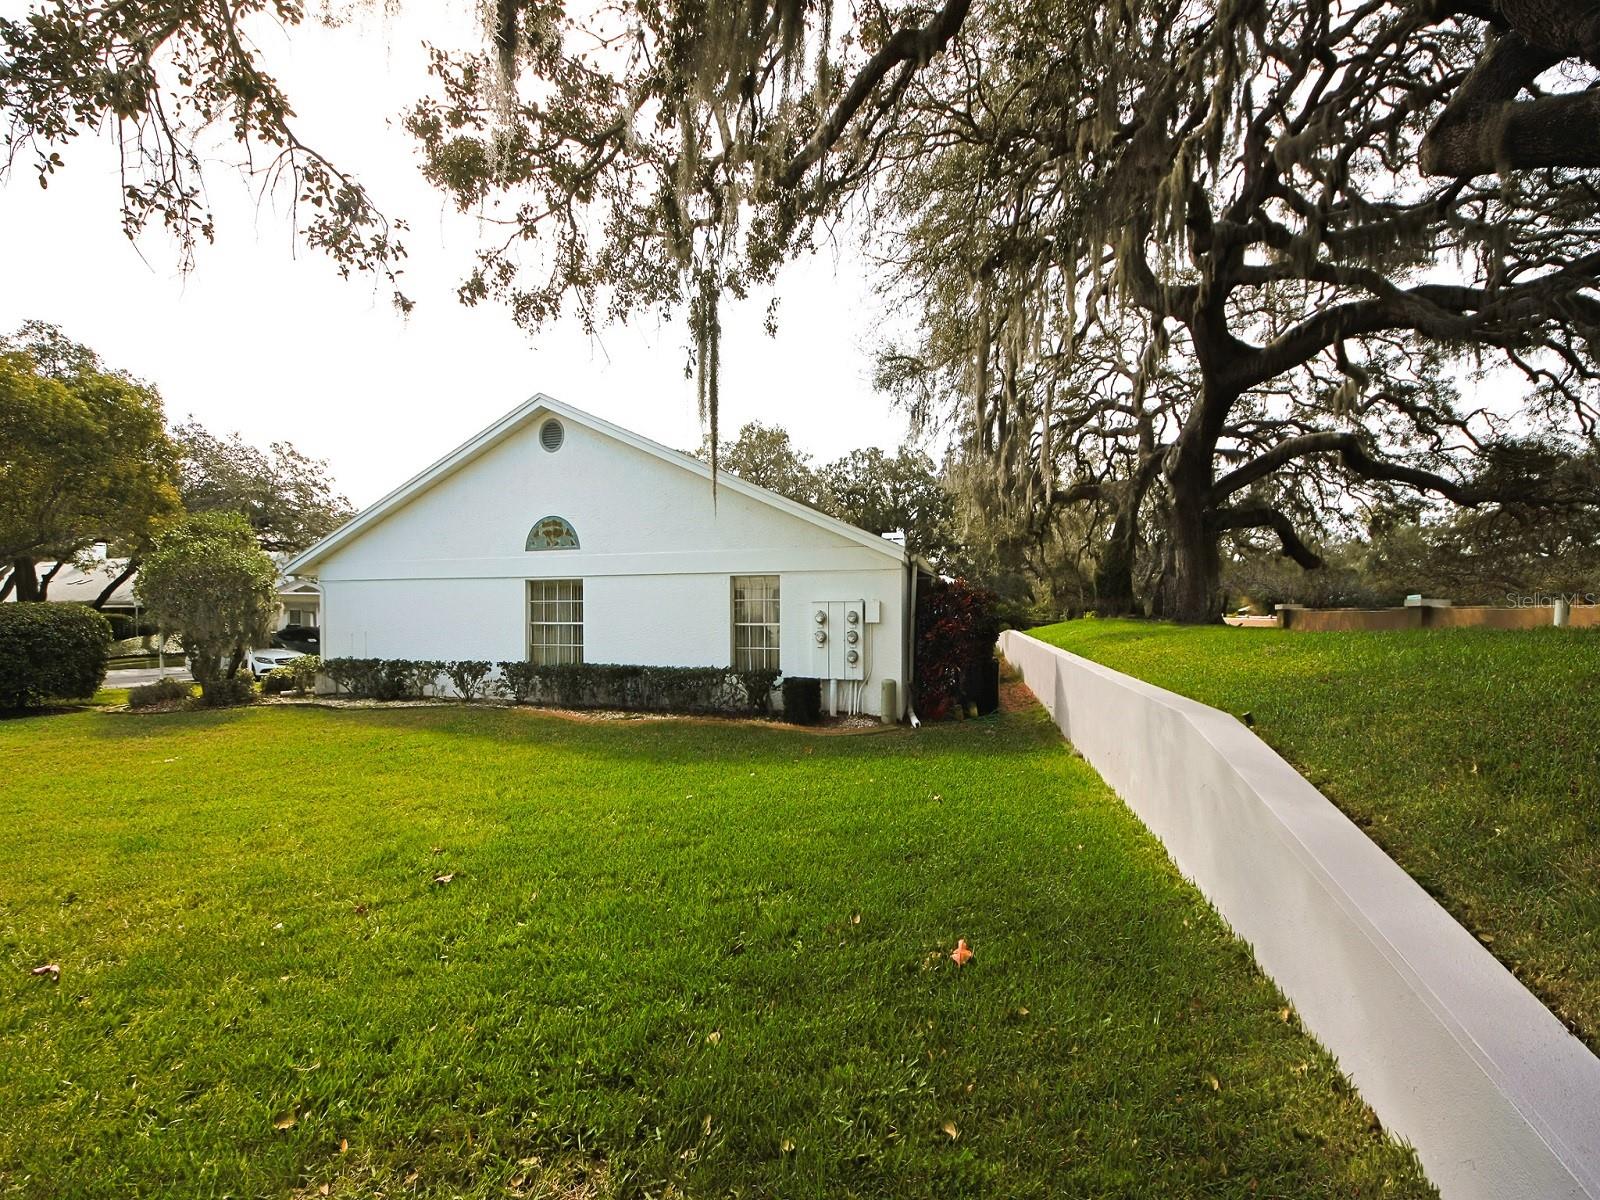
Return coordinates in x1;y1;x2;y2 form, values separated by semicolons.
914;578;1001;721
135;512;277;705
0;603;113;709
405;660;446;698
781;676;823;725
192;678;257;704
286;654;320;694
444;660;494;700
261;668;294;695
497;662;780;715
321;658;383;698
128;677;192;708
193;675;256;707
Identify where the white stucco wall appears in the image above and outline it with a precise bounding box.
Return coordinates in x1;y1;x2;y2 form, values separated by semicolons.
307;406;909;714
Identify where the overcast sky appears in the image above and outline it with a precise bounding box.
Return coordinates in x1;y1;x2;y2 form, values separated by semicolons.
0;2;917;507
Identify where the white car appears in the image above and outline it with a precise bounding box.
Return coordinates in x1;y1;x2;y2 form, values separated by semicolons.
226;648;304;679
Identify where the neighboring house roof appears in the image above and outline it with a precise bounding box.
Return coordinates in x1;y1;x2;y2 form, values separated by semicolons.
284;394;911;576
7;556;319;609
21;559;139;608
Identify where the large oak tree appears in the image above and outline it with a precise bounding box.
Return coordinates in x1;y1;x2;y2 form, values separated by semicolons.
7;0;1600;617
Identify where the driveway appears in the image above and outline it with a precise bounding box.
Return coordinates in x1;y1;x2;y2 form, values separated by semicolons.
107;665;191;689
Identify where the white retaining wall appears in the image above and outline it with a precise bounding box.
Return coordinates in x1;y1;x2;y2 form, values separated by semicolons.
999;630;1600;1200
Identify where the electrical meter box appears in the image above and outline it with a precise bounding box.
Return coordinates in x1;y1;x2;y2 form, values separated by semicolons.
810;600;867;680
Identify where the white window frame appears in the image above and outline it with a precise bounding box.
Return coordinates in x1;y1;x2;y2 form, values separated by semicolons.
528;579;584;665
731;575;780;671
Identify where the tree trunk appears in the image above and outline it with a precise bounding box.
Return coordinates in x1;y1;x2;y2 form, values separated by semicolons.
36;559;65;601
1094;450;1162;615
10;558;40;603
1095;498;1142;614
1165;484;1222;624
92;560;139;611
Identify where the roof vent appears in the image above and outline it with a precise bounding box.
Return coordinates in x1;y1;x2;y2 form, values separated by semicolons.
540;418;565;453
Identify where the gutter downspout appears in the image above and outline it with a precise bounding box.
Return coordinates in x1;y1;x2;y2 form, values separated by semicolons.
904;557;920;727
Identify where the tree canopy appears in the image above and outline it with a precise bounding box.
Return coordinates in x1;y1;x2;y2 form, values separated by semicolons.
0;322;180;603
172;421;354;554
135;510;278;689
8;0;1600;618
695;421;961;566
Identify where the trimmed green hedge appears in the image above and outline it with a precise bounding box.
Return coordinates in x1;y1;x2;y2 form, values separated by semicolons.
319;656;781;716
499;662;780;715
0;602;113;709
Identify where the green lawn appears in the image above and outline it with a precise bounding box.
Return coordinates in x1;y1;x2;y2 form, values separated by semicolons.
0;702;1431;1199
1029;618;1600;1053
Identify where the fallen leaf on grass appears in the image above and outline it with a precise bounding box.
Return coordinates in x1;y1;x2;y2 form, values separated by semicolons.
780;1137;796;1154
705;1030;721;1045
339;1138;349;1154
30;963;60;981
319;1185;331;1196
1207;1074;1221;1092
1279;1006;1292;1023
850;911;861;926
702;1114;713;1137
950;939;974;967
432;873;455;886
940;1121;959;1141
272;1108;298;1131
431;846;443;855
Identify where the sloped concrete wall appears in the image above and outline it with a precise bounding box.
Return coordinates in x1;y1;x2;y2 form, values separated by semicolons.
999;630;1600;1200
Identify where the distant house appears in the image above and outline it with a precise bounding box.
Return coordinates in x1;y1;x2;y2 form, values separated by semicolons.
4;550;319;634
284;395;920;717
17;556;140;616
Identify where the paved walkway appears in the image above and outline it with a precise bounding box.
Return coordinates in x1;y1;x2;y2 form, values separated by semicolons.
106;665;191;688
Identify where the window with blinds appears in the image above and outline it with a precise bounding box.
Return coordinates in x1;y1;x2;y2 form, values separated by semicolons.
731;575;780;670
528;579;584;665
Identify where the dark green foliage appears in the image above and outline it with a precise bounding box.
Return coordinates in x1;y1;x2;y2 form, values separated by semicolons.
322;658;445;701
780;675;823;724
914;578;1000;720
191;675;255;708
0;602;112;708
127;677;192;708
105;612;160;642
499;662;779;716
260;669;293;695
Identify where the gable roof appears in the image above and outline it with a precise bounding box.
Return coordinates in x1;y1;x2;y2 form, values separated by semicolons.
283;393;909;575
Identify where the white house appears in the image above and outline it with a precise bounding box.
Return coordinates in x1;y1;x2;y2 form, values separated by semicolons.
283;395;921;717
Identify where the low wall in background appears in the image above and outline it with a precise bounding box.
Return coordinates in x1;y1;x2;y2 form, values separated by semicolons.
1241;602;1600;632
999;630;1600;1200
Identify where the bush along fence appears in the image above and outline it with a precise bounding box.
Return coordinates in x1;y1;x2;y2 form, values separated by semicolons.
318;658;789;719
914;578;1002;720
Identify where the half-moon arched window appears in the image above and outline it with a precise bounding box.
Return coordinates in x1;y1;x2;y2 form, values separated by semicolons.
526;515;579;551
